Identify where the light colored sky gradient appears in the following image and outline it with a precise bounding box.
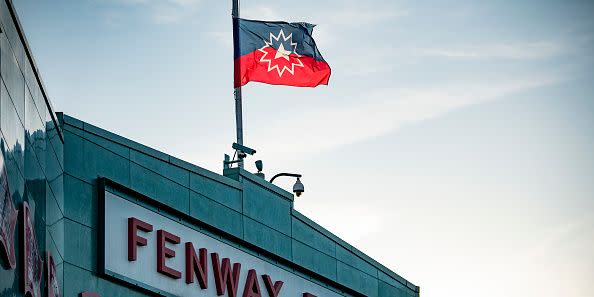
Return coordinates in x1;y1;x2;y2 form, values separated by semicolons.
14;0;594;296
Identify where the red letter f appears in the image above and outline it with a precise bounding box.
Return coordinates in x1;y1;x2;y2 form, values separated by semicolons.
128;217;153;261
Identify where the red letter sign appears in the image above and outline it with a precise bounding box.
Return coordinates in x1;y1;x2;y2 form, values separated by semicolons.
262;275;284;297
242;269;262;297
185;242;208;288
212;252;241;297
157;229;181;279
128;217;153;261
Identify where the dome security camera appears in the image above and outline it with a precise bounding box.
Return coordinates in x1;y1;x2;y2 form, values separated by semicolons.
270;173;304;197
293;178;304;197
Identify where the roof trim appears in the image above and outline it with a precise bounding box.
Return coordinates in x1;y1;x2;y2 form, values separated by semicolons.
4;0;64;143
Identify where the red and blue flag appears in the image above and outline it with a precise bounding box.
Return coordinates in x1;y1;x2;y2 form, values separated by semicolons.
233;18;331;88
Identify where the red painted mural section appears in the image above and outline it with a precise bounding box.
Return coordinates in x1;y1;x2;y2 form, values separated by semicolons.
46;251;61;297
0;160;18;269
21;201;43;297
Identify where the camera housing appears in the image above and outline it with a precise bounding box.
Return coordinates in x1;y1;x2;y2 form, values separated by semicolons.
255;160;263;172
232;143;256;155
293;178;304;197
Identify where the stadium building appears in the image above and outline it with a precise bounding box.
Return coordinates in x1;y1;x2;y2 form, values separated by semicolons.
0;1;420;296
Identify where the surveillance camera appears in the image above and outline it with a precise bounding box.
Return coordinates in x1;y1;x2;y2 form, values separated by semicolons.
232;143;256;155
293;178;304;197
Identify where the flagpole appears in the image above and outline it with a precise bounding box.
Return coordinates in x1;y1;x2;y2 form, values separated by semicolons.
232;0;244;168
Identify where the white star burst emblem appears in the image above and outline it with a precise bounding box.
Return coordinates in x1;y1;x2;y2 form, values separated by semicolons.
258;29;304;77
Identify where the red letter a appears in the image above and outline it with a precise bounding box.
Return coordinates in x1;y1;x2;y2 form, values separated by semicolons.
242;269;262;297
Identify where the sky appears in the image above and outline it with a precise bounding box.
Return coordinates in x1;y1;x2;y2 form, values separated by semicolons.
13;0;594;296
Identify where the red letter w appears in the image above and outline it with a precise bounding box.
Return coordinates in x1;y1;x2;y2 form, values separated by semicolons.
211;253;241;297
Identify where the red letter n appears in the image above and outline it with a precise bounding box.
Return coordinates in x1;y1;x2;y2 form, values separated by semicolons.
211;252;241;297
157;229;182;279
128;217;152;261
185;242;208;288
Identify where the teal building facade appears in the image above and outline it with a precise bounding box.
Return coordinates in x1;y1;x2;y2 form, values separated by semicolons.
0;1;420;296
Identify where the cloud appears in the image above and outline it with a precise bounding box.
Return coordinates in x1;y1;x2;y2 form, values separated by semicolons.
300;204;384;243
313;5;406;47
328;9;406;26
102;11;125;27
416;41;566;60
104;0;201;24
337;47;397;75
241;6;282;21
239;5;405;25
253;76;560;157
208;31;232;46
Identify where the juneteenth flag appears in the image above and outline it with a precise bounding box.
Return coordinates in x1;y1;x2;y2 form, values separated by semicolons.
233;18;331;88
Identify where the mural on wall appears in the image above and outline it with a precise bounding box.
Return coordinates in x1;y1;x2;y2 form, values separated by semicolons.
0;150;18;269
46;251;61;297
22;201;43;297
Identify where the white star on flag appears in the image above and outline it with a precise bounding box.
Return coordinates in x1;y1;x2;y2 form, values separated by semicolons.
258;29;304;77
